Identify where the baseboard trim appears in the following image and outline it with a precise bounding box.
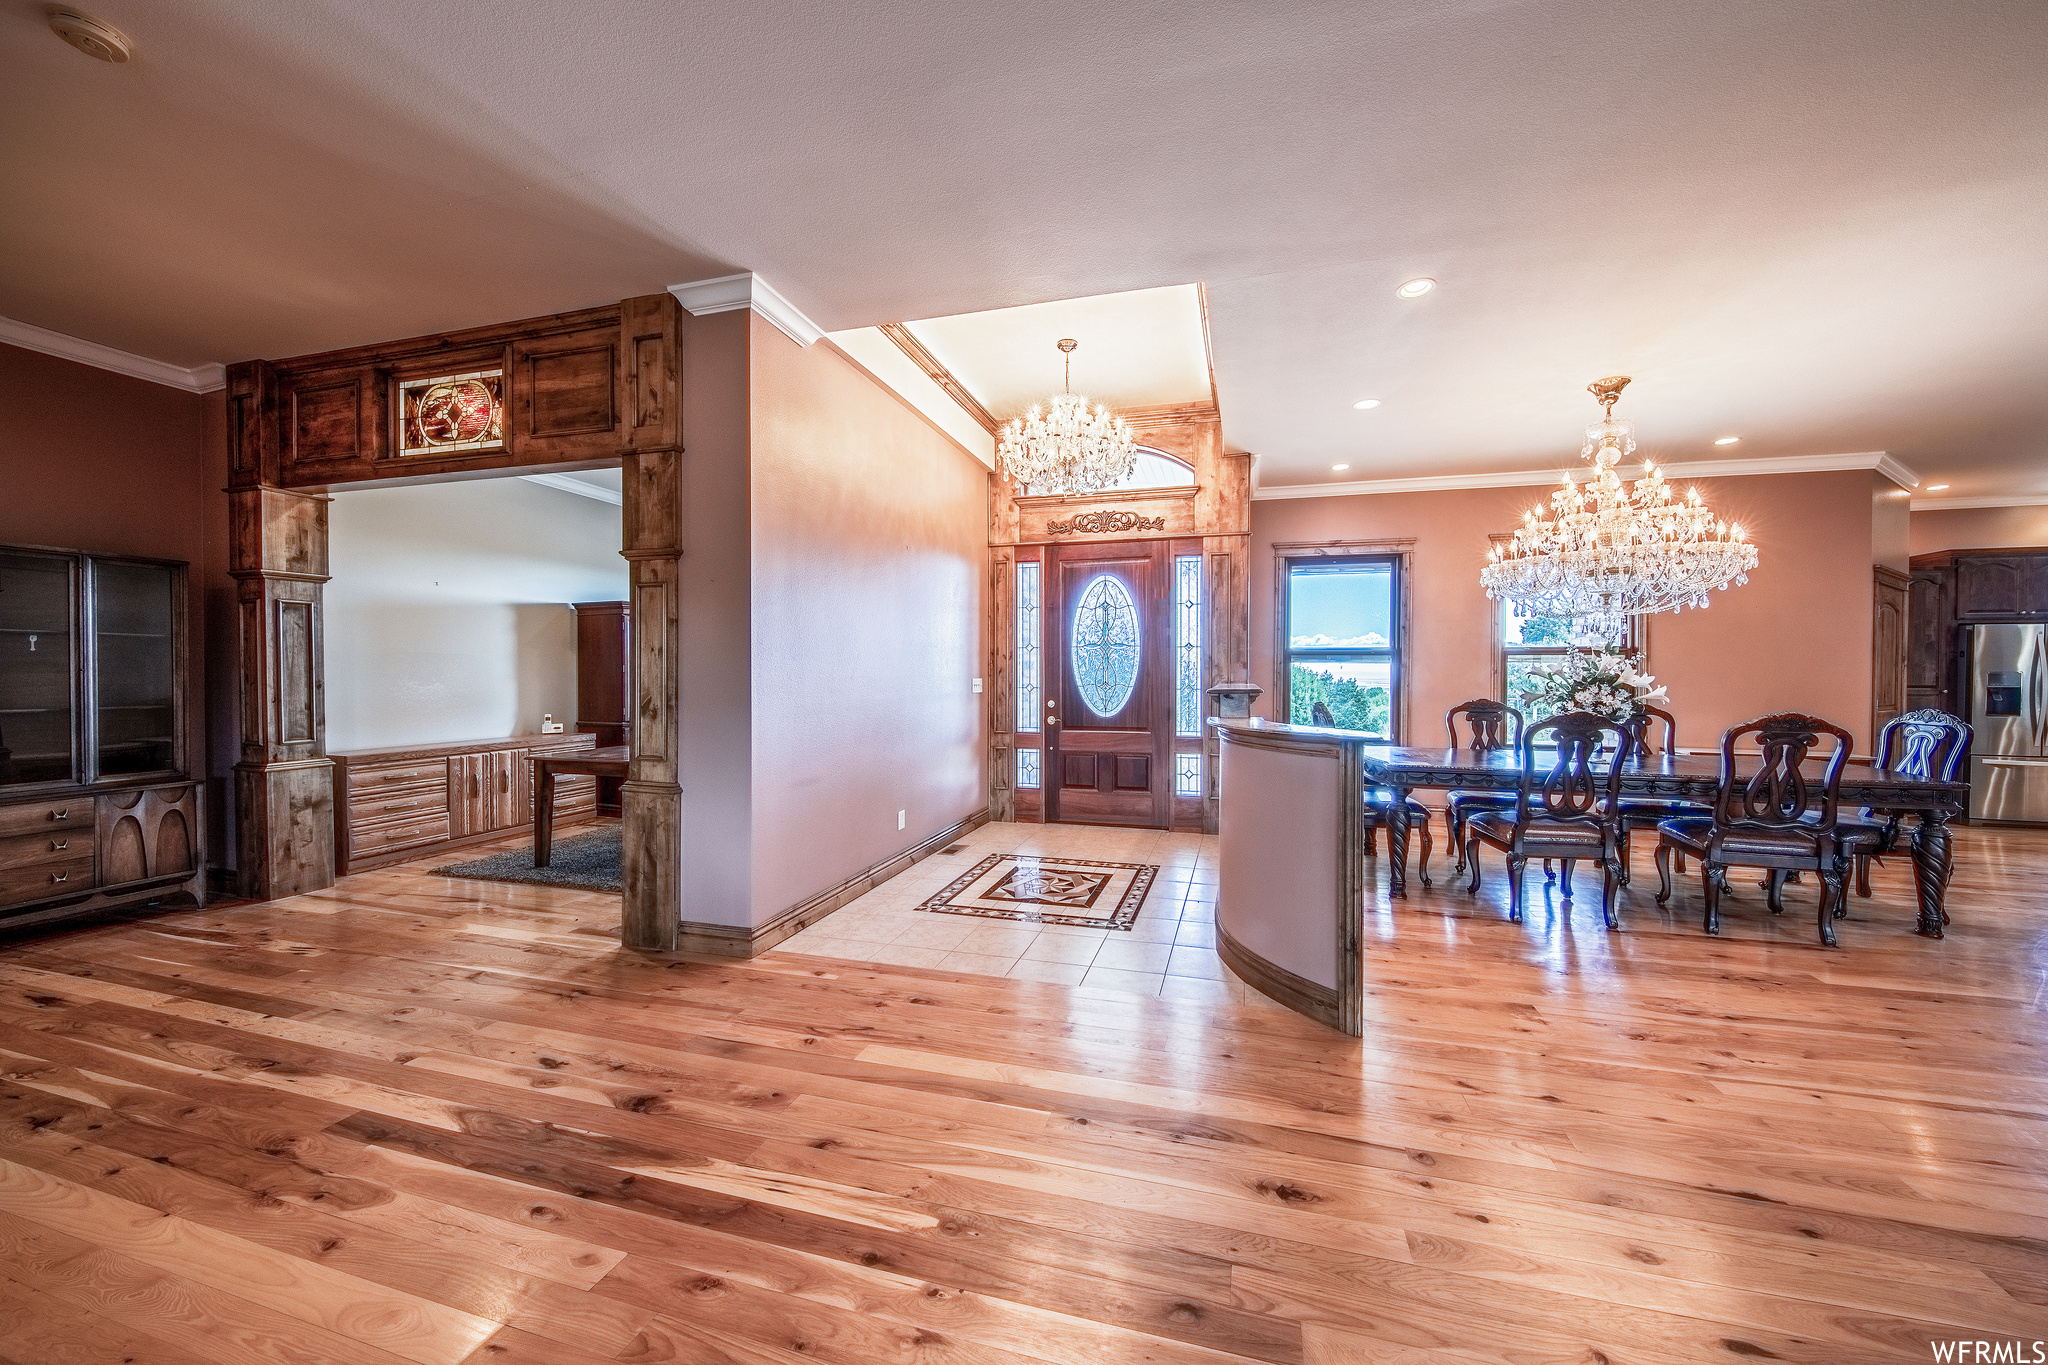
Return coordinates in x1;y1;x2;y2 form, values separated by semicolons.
675;808;992;958
1216;923;1342;1032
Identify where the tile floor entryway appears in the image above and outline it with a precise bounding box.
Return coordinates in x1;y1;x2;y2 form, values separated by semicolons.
770;820;1254;1003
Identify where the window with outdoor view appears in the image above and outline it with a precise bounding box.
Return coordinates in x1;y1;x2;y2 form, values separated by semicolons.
1285;556;1398;738
1500;605;1635;721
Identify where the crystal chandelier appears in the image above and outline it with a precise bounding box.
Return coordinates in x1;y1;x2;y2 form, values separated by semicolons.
1479;376;1759;641
997;338;1137;495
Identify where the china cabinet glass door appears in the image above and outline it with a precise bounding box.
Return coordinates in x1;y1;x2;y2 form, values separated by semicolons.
92;559;177;777
0;551;77;787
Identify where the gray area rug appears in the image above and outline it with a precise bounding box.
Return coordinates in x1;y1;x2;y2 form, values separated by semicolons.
433;825;622;892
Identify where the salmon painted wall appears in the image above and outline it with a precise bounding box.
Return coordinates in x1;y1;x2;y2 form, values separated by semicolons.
0;343;223;851
1250;469;1885;753
747;312;988;927
1910;505;2048;555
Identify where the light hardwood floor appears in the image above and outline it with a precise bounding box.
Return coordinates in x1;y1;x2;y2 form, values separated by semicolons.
0;819;2044;1364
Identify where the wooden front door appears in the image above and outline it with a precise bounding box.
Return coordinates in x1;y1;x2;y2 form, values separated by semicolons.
1046;540;1172;828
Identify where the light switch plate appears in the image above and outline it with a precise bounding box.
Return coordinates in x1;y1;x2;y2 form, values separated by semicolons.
897;810;906;830
973;677;983;693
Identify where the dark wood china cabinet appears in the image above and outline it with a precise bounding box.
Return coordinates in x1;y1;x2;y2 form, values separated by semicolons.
0;545;204;932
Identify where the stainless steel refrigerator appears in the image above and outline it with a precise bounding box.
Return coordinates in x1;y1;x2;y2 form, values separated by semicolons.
1967;623;2048;825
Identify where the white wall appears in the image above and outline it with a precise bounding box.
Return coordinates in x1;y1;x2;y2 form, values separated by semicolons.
325;476;626;751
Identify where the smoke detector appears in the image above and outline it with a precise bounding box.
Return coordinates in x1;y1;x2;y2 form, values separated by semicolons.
49;11;133;62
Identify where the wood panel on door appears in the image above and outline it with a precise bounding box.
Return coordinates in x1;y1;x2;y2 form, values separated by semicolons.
1046;540;1172;828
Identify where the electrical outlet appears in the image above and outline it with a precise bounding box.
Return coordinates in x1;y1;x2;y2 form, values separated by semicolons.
540;713;565;734
897;810;906;831
973;677;983;693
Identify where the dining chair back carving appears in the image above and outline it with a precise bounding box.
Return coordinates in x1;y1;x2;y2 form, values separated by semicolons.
1848;708;1972;900
1462;711;1628;927
1444;699;1525;876
1655;712;1858;945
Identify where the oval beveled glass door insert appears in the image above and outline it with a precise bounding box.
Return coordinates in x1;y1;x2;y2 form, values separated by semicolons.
1071;574;1141;717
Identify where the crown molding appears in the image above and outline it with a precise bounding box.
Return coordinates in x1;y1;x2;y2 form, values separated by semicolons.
877;322;999;434
0;315;225;393
1253;450;1917;501
519;472;622;505
668;271;822;347
1909;493;2048;512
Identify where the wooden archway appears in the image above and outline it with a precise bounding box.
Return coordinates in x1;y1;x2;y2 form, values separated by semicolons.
225;295;683;949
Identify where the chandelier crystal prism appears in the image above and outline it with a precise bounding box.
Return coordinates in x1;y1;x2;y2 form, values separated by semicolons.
1479;376;1759;641
996;338;1138;495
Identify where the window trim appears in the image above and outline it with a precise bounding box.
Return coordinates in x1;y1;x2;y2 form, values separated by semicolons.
1272;539;1413;742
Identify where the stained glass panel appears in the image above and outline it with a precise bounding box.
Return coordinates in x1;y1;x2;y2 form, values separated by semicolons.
1174;753;1201;797
1016;747;1041;789
1017;563;1041;733
399;369;505;457
1174;556;1203;737
1070;575;1140;718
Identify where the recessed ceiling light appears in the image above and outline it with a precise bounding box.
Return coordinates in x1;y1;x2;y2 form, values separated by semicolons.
1332;464;1350;472
1353;399;1381;410
1927;484;1950;491
1395;278;1436;299
1713;436;1740;445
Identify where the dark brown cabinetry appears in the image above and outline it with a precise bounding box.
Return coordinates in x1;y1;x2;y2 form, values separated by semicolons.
575;601;630;815
0;545;203;934
333;733;597;875
1908;545;2048;719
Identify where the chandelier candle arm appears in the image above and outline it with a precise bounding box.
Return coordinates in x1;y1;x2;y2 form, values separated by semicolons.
997;338;1139;496
1478;376;1759;639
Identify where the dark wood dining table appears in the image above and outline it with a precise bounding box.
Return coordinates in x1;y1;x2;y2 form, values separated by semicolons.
530;745;630;867
1359;746;1969;936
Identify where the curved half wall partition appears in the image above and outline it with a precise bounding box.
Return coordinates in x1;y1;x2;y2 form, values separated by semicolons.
1211;717;1368;1034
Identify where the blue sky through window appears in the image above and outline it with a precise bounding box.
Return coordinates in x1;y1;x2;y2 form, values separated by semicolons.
1289;565;1393;649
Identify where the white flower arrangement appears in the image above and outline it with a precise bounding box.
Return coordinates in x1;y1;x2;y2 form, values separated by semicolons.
1519;647;1669;721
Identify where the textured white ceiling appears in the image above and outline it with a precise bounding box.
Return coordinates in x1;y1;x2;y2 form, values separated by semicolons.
3;0;2043;495
903;285;1211;420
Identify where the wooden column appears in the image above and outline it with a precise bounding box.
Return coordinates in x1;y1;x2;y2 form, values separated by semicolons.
226;490;336;901
618;294;684;951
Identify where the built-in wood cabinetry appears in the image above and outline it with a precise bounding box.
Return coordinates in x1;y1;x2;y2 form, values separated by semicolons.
0;546;205;934
332;733;597;875
1907;546;2048;719
1872;566;1909;742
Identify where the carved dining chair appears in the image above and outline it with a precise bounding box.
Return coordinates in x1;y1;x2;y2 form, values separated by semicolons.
1443;699;1525;876
1845;708;1972;903
1607;705;1714;885
1653;713;1860;946
1463;711;1628;927
1310;700;1434;882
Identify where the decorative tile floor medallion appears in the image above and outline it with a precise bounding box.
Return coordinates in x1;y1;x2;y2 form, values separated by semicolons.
919;854;1158;929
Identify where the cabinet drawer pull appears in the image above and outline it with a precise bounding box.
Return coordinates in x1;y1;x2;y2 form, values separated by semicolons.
51;872;68;884
382;800;421;811
50;839;68;851
378;770;420;781
384;828;422;842
49;809;69;822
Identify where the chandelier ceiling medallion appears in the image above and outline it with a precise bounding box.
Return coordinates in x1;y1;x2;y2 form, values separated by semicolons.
1479;376;1759;642
996;338;1138;495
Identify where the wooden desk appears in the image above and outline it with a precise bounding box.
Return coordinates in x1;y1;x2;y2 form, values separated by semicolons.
531;746;629;866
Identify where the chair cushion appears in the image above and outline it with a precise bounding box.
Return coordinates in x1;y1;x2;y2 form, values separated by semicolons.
1657;817;1713;852
1363;792;1431;820
1658;814;1874;858
1447;790;1517;811
1468;811;1605;846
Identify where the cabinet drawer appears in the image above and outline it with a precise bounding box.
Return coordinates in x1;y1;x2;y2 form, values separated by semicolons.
0;801;91;839
349;814;450;859
349;780;448;819
0;855;96;906
347;759;449;791
0;830;88;874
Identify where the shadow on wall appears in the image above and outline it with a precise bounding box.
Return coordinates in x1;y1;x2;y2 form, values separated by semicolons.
326;602;580;749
